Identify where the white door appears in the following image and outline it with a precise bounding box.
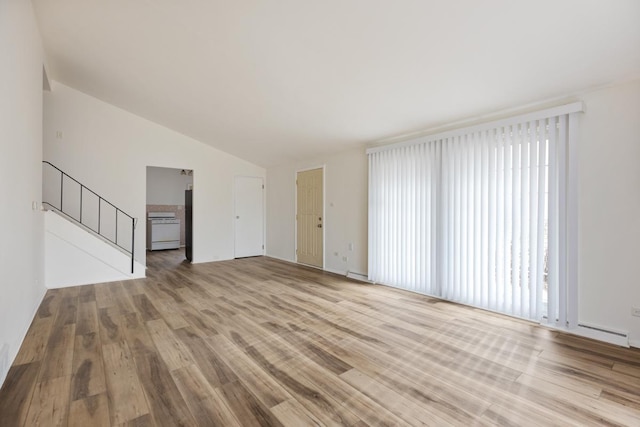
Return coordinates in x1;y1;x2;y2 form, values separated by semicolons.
235;176;264;258
296;168;323;267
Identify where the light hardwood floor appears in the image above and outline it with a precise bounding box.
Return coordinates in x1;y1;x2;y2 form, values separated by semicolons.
1;250;639;426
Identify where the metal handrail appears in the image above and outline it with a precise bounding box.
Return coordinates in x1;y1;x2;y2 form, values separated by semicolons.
42;161;137;273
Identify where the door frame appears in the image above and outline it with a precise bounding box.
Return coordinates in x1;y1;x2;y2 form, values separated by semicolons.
145;165;195;266
233;175;265;258
294;165;326;269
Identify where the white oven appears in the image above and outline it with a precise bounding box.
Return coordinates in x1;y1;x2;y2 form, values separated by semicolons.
147;212;180;250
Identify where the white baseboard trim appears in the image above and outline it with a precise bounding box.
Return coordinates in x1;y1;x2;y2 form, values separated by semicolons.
323;266;345;276
265;256;370;283
629;338;640;349
347;271;370;283
264;254;295;263
265;255;325;273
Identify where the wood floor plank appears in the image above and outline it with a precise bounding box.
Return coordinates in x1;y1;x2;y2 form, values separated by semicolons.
170;364;217;402
0;361;41;427
117;413;154;427
119;312;156;358
171;364;243;426
205;334;292;408
4;249;640;426
175;287;214;312
391;319;604;400
152;279;186;304
98;307;124;346
36;291;78;382
153;299;189;330
173;326;238;388
480;401;581;427
36;290;62;319
238;341;365;426
132;294;161;322
95;283;118;309
122;278;148;296
145;319;195;371
612;361;640;379
12;316;54;365
75;300;100;336
260;320;353;375
176;303;219;337
516;371;640;426
132;350;196;426
600;388;640;411
220;380;284;427
270;398;324;427
270;354;401;427
546;333;640;367
111;282;138;315
214;314;294;362
78;286;96;303
339;368;438;426
39;323;75;381
72;331;107;400
536;348;640;394
316;334;490;422
102;340;149;425
24;374;71;426
68;392;111;427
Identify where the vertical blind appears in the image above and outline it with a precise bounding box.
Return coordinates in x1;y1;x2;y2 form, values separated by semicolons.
368;103;581;325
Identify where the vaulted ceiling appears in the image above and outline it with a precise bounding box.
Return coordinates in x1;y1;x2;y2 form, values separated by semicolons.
32;0;640;167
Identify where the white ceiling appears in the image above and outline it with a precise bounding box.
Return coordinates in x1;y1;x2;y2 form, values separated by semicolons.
32;0;640;167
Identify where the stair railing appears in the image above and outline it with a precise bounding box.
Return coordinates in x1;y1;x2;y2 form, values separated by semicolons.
42;161;137;274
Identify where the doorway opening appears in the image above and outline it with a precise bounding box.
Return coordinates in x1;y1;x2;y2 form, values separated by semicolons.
145;166;194;268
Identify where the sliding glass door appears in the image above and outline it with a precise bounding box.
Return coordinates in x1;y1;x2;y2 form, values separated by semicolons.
368;105;580;326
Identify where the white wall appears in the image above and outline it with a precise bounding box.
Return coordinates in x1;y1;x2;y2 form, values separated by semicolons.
577;79;640;346
267;147;368;276
44;83;265;266
45;211;145;288
266;80;640;346
0;0;46;385
146;166;193;206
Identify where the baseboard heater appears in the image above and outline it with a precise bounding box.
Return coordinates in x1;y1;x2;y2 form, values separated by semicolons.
539;316;630;347
578;323;627;337
571;323;629;347
346;271;369;282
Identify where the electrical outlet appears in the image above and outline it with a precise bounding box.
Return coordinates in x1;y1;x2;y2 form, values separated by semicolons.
348;243;354;251
632;307;640;317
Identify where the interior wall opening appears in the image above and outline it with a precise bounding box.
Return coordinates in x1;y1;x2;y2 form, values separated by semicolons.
145;166;194;269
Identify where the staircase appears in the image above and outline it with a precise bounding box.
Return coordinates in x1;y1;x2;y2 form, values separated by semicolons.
42;161;144;287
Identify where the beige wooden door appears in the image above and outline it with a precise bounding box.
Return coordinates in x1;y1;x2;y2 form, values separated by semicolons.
296;168;323;267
